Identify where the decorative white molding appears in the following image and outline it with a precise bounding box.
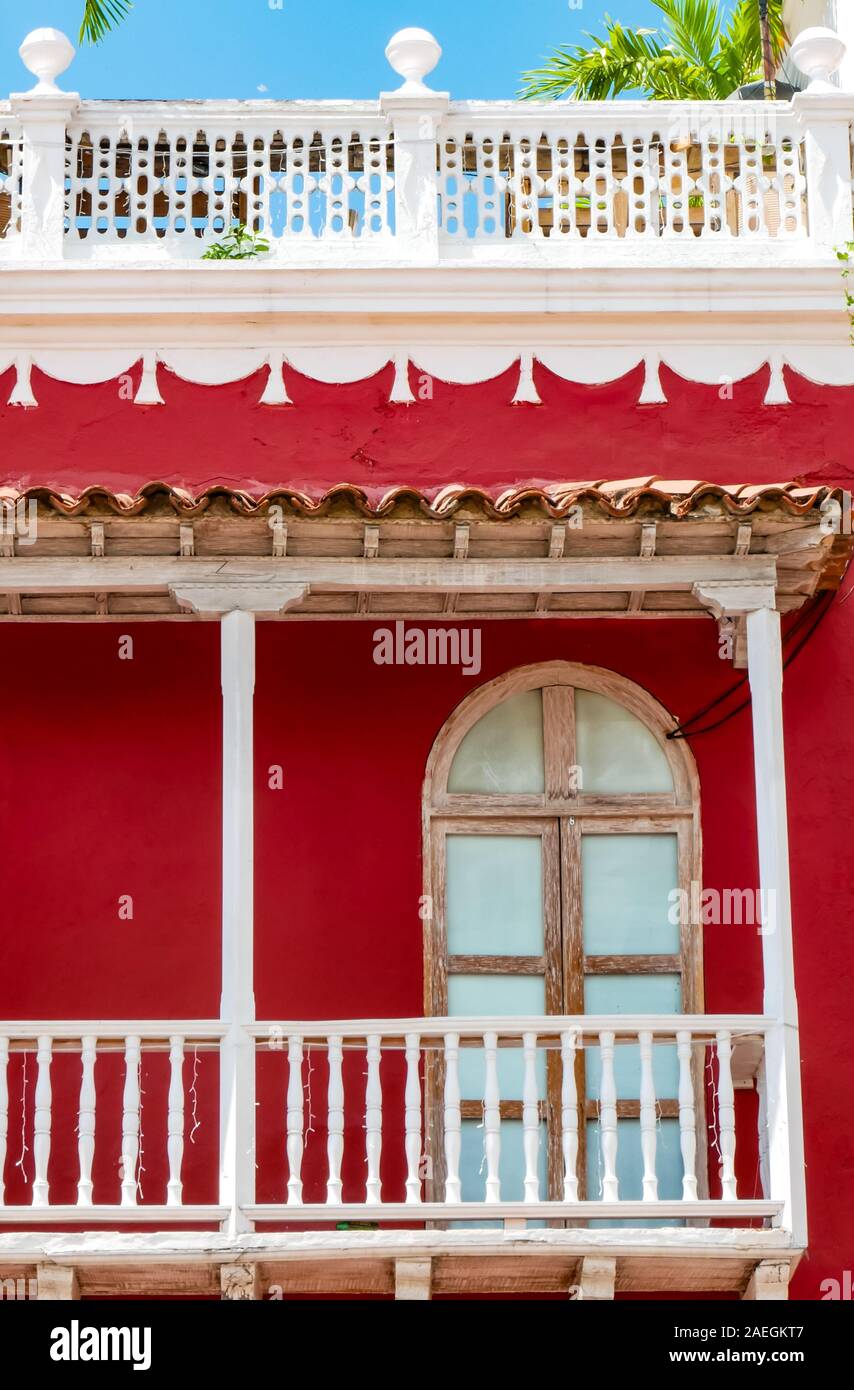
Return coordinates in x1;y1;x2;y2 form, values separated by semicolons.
5;345;854;408
691;581;778;619
170;582;310;615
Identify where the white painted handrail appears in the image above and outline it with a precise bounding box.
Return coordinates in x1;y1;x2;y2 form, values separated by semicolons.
0;1014;785;1229
0;1025;223;1218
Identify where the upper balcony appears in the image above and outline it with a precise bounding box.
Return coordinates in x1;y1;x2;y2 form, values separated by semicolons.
1;24;853;283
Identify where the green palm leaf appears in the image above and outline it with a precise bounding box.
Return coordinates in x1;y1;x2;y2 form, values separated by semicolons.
521;0;787;102
80;0;134;45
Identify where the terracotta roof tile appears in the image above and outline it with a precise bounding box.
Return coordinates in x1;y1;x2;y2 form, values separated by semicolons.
0;479;843;521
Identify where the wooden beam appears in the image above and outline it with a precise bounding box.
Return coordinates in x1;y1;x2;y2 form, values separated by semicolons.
0;554;778;597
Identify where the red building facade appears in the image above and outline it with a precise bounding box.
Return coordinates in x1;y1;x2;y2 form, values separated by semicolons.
1;22;853;1301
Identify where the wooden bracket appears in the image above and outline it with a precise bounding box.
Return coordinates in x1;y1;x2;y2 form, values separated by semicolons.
395;1258;433;1301
221;1263;262;1301
37;1264;80;1301
743;1260;790;1301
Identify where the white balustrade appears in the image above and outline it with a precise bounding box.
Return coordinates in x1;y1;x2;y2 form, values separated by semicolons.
3;22;851;262
0;1026;223;1220
0;1017;782;1228
437;106;810;246
62;111;395;254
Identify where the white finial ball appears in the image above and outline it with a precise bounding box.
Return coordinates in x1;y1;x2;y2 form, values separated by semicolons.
19;28;76;94
790;26;846;92
385;27;442;92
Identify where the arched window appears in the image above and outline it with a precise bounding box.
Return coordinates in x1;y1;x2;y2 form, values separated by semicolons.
423;661;702;1205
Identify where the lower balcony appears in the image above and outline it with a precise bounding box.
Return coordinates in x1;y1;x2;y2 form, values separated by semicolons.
0;1014;799;1299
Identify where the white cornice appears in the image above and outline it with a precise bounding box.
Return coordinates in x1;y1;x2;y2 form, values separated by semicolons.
0;262;847;324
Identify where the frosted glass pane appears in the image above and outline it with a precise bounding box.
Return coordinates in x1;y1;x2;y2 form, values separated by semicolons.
448;975;546;1098
584;974;681;1099
460;1118;548;1203
447;835;543;955
448;690;544;793
582;834;679;955
575;689;673;793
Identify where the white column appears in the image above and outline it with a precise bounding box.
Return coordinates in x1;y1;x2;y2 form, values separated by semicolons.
219;610;257;1234
746;606;807;1246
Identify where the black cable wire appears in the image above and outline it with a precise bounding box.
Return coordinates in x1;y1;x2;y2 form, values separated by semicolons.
667;589;838;740
665;591;827;739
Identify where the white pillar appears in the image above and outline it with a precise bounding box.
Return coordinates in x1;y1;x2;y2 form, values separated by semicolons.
794;92;854;253
746;607;808;1247
11;31;79;261
219;610;257;1234
380;29;448;265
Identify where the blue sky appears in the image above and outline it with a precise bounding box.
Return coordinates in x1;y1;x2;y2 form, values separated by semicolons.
0;0;678;100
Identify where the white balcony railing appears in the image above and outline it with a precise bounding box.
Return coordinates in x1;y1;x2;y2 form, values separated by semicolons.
0;1015;784;1231
0;26;852;267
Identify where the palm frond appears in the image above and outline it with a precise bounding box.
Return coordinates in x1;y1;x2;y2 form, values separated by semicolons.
79;0;134;45
653;0;722;70
521;0;788;103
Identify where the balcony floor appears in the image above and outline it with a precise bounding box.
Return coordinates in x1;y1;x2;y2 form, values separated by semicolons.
0;1225;800;1299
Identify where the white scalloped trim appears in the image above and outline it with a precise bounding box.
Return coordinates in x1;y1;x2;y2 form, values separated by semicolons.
5;346;854;408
